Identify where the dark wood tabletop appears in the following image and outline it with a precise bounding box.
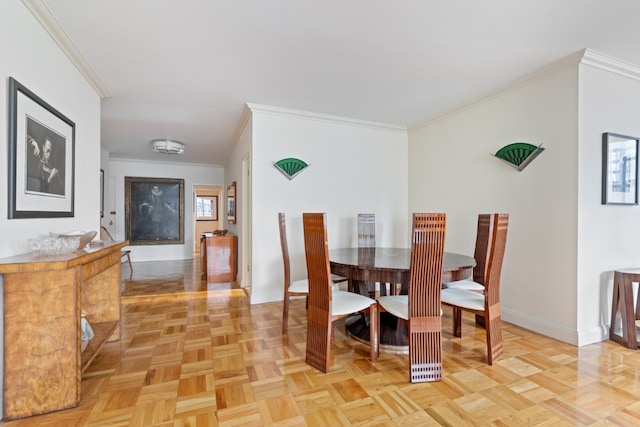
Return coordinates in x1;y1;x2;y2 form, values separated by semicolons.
330;247;475;289
329;247;476;351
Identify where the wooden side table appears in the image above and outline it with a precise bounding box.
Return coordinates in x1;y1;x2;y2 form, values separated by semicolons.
610;268;640;349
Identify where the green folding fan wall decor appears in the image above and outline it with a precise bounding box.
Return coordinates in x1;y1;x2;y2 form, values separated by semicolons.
492;142;544;171
273;158;310;180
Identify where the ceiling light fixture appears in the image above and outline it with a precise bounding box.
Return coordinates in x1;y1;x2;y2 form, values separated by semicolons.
152;139;185;155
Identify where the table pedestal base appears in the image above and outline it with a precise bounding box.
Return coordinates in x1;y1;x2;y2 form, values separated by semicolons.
345;313;409;354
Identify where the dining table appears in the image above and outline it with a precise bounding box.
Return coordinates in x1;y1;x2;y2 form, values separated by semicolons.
329;247;476;353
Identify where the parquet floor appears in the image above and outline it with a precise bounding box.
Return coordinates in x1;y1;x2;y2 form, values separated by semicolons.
3;259;640;426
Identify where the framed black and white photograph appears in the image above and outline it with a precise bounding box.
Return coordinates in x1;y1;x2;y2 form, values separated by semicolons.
8;77;75;218
125;176;184;245
602;132;639;205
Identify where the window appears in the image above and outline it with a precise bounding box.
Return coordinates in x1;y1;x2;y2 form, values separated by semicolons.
196;196;218;220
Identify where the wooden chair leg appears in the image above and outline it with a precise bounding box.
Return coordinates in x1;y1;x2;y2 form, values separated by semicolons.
368;303;378;362
486;304;503;364
452;308;462;337
282;296;290;334
409;314;442;383
125;253;133;277
306;308;331;373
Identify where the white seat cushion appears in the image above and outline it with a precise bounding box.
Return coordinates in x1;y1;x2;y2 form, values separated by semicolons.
377;295;408;320
442;279;484;291
332;291;376;316
289;278;342;293
288;279;309;293
441;288;485;311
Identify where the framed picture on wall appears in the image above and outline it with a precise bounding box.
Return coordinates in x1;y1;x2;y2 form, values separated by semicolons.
8;77;75;218
602;132;639;205
227;181;236;224
125;176;184;245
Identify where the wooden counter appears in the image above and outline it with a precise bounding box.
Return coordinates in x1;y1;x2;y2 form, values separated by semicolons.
0;241;127;420
200;233;237;282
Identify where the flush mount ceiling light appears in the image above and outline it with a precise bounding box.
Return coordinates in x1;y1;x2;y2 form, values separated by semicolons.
152;139;185;155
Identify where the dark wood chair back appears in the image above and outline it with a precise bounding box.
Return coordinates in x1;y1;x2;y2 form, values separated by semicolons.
472;214;493;285
278;212;292;294
302;213;333;313
407;213;446;382
358;213;376;248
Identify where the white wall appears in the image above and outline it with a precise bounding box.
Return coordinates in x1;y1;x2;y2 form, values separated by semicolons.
409;59;581;343
0;2;103;417
0;1;102;258
223;111;252;286
245;105;409;304
578;58;640;344
108;158;224;262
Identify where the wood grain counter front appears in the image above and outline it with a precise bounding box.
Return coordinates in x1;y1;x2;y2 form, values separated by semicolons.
0;241;127;420
200;233;237;283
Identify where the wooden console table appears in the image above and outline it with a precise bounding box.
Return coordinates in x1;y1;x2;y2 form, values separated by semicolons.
0;241;126;420
200;233;237;282
610;268;640;349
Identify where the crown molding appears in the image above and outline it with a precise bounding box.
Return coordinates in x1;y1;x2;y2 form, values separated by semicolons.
410;48;640;131
246;103;407;133
580;48;640;81
22;0;110;98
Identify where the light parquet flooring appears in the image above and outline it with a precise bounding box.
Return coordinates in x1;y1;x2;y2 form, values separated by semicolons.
3;260;640;426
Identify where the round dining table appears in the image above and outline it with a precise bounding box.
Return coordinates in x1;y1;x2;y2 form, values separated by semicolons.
329;247;476;352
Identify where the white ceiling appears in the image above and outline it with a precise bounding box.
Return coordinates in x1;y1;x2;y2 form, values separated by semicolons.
38;0;640;166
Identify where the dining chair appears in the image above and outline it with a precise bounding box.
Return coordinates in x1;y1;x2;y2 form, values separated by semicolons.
441;213;509;365
442;214;493;292
355;213;378;297
376;213;446;383
302;212;378;372
278;212;347;334
100;225;133;277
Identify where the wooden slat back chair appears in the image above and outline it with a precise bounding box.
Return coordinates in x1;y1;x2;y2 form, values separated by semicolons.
358;213;376;248
279;212;308;334
443;214;493;292
302;213;378;372
377;213;447;383
100;226;132;277
441;213;509;365
279;213;348;334
356;213;377;297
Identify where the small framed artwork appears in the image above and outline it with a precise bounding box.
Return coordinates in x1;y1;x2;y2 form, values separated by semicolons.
8;77;75;218
227;181;236;224
196;195;218;221
125;176;184;245
602;132;639;205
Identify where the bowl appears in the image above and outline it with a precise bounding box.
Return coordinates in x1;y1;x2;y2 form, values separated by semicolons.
213;229;228;236
28;236;80;255
53;230;97;249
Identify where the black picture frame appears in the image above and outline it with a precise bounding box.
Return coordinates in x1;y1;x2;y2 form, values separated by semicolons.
125;176;184;245
602;132;639;205
100;169;104;218
227;181;236;224
8;77;75;218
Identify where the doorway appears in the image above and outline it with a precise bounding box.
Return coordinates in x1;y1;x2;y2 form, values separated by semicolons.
193;184;222;254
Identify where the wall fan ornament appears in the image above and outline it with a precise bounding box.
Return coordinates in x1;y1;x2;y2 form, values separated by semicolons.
273;158;310;180
492;142;544;171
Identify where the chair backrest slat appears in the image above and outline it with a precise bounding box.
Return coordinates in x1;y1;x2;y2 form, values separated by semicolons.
358;213;376;248
408;213;446;317
278;213;291;288
302;213;333;310
485;213;509;306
